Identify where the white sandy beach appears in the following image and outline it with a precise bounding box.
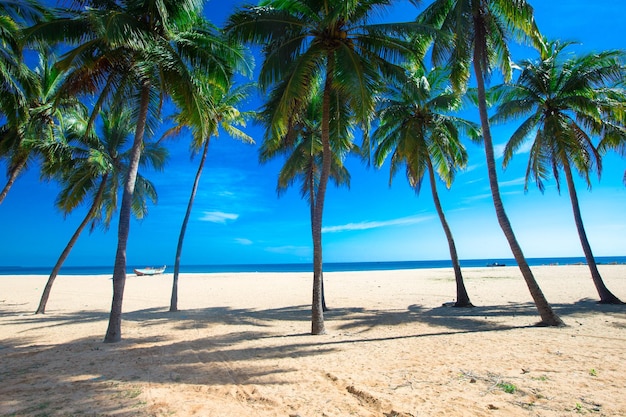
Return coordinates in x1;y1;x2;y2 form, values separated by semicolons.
1;264;625;416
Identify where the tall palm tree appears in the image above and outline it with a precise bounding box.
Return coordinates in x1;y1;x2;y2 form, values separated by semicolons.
26;0;251;342
166;77;254;313
418;0;564;325
492;40;626;304
260;89;355;312
227;0;420;334
36;105;167;314
372;67;481;307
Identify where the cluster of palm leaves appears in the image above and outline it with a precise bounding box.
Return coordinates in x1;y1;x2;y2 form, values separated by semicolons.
1;0;625;342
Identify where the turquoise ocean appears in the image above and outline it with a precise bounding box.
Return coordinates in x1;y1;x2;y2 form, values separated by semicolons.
1;256;625;276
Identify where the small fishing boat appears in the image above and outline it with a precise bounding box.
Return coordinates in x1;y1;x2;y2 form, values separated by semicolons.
486;262;506;267
134;265;166;276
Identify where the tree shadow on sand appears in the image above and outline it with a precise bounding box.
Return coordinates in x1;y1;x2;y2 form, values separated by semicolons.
333;297;625;333
1;298;624;415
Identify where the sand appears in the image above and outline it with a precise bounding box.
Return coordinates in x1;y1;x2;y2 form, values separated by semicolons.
1;264;625;417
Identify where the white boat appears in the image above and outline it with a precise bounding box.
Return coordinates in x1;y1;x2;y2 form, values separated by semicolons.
134;265;166;276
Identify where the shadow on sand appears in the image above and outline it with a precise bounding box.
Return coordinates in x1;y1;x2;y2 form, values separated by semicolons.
1;297;624;415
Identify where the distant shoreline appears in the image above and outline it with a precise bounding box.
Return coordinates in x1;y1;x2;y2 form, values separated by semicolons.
2;255;625;276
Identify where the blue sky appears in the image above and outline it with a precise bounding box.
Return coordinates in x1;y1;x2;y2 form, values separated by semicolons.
1;0;625;268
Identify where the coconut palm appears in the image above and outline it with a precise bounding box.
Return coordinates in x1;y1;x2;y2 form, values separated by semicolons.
227;0;420;334
26;0;251;342
166;77;254;313
0;1;50;203
0;49;82;204
418;0;564;325
492;40;626;304
36;105;167;314
373;66;480;307
260;88;355;312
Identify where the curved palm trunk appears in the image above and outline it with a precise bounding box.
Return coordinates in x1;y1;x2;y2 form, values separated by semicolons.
472;49;563;326
426;158;472;307
0;156;27;205
563;161;623;304
170;138;211;312
35;176;108;314
104;81;151;343
311;55;335;335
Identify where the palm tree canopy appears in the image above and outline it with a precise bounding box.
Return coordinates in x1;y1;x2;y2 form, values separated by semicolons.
226;0;421;139
163;75;255;156
0;48;83;183
491;40;626;192
259;88;355;201
373;66;480;191
23;0;253;142
418;0;544;92
54;104;167;231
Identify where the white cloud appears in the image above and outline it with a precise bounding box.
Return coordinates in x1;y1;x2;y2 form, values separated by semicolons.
235;238;253;245
499;177;526;187
516;140;533;155
199;211;239;224
322;215;432;233
265;245;311;256
493;143;506;159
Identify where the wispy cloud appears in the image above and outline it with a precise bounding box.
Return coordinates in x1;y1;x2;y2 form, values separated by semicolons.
493;144;506;159
199;211;239;224
462;193;492;203
265;245;311;257
461;164;482;174
494;137;533;159
322;215;432;233
499;177;526;187
235;238;253;245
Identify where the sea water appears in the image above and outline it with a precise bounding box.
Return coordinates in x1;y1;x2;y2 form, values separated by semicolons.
1;256;625;276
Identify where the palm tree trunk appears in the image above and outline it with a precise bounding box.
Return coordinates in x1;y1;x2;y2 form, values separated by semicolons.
0;156;27;205
170;138;211;312
36;176;108;314
104;81;151;343
311;54;335;335
563;161;623;304
426;158;472;307
472;49;563;326
308;167;329;312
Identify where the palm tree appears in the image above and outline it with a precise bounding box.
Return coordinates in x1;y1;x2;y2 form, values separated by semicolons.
227;0;420;334
0;47;88;205
166;77;254;313
372;67;480;307
418;0;564;326
0;1;49;204
26;0;251;342
492;40;626;304
36;105;167;314
260;89;355;312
